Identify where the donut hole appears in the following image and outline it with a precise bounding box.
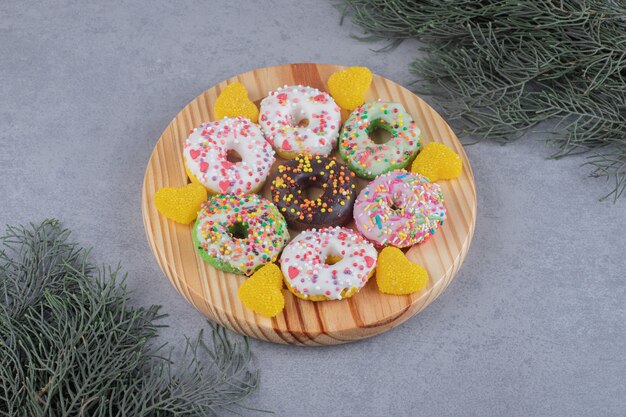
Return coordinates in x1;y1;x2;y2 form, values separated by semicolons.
227;222;249;240
295;117;310;128
226;149;243;163
304;185;325;201
367;119;393;145
323;255;343;265
387;198;403;213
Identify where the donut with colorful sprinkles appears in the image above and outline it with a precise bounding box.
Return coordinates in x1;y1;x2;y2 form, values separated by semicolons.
270;154;357;230
259;85;341;158
354;170;446;248
338;101;421;179
193;193;289;276
183;117;275;194
280;227;378;301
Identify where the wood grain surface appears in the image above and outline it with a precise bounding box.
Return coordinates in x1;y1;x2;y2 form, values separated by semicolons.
141;63;477;346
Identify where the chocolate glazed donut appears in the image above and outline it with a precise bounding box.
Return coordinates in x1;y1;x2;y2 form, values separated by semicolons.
271;154;357;230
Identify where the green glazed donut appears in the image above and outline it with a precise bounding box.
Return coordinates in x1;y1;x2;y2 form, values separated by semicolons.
193;193;289;276
338;101;422;179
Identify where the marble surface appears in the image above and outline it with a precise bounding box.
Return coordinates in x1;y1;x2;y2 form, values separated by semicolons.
1;1;624;416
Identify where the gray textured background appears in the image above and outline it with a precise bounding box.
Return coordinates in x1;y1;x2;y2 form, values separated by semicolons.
1;1;625;416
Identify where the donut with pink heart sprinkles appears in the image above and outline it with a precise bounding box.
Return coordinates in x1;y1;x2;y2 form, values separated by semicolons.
183;117;275;194
259;85;341;159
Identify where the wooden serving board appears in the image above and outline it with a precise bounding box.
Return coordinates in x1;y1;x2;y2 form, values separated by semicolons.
142;63;476;346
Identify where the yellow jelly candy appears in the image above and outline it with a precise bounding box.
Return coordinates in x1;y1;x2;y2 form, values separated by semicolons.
327;66;373;111
214;82;259;123
376;247;429;295
238;263;285;318
411;142;462;182
154;183;207;224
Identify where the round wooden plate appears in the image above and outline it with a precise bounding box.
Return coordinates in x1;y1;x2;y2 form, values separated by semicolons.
142;63;476;346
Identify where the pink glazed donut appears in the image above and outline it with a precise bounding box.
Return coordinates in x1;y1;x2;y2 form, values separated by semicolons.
353;170;446;248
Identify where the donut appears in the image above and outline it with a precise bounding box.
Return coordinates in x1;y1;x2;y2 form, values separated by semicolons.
353;170;446;248
193;193;289;276
280;227;377;301
270;154;357;230
183;117;275;194
338;101;421;179
259;85;341;158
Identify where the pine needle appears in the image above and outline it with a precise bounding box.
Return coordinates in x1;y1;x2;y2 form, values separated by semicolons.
0;219;262;416
340;0;626;201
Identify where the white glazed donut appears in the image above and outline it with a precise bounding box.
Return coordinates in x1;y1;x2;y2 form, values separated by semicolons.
259;85;341;158
183;117;275;194
280;226;378;301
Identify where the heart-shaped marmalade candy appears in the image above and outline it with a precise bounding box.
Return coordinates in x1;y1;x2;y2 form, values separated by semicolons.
411;142;462;182
214;82;259;123
376;247;429;295
154;183;207;224
238;263;285;318
327;66;372;111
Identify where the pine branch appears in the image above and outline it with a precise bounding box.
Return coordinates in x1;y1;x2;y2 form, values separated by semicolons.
0;219;262;416
340;0;626;201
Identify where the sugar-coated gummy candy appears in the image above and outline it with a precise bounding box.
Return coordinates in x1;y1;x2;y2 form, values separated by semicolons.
154;183;207;224
376;247;429;295
411;142;462;182
327;67;373;111
214;82;259;123
238;263;285;318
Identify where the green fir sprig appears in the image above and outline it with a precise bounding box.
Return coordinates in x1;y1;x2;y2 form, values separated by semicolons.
340;0;626;201
0;220;260;416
